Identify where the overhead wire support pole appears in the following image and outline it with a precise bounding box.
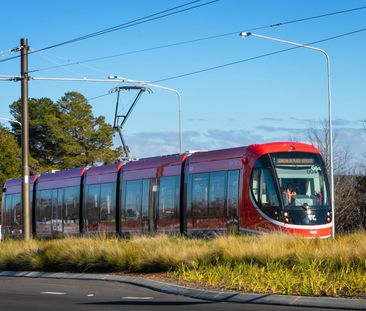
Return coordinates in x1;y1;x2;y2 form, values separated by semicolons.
20;38;31;241
108;76;183;154
111;86;150;159
240;32;335;239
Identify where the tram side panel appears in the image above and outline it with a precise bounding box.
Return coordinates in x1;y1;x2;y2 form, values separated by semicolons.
120;154;185;236
83;164;120;234
1;178;35;239
185;153;243;237
34;168;84;237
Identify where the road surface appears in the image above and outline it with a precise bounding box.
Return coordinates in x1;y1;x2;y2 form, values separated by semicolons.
0;276;359;311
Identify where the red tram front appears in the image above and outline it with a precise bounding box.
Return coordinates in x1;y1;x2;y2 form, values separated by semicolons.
242;142;332;238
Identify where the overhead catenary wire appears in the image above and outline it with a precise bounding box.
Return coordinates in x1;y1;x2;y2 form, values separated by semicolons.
4;28;366;106
32;27;366;103
152;27;366;83
0;0;219;64
31;0;220;54
88;92;113;102
29;5;366;73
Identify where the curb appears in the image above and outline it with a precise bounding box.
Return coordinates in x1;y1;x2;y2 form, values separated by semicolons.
0;271;365;310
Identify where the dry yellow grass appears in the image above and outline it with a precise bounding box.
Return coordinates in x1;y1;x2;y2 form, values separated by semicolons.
0;232;365;297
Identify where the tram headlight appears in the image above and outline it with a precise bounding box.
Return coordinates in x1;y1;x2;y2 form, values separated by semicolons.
283;212;289;224
326;211;332;223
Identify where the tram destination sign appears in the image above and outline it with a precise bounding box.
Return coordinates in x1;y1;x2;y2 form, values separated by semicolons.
275;158;315;165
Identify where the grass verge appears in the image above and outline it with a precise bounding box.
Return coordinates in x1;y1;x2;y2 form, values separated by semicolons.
0;233;365;297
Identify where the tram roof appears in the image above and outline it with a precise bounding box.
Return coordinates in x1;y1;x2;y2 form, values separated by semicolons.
247;142;320;157
122;153;185;171
36;167;84;190
188;146;248;163
3;177;35;194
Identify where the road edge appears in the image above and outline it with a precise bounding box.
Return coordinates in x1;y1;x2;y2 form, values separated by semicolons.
0;270;365;309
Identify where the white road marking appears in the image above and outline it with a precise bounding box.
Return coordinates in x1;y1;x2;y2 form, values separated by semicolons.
40;291;66;295
87;294;95;297
122;296;153;300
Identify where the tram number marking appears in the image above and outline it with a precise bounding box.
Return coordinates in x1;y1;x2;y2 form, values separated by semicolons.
308;214;317;221
307;165;321;174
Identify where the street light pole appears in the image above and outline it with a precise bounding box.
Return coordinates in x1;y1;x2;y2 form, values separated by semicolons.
240;32;335;238
140;82;183;154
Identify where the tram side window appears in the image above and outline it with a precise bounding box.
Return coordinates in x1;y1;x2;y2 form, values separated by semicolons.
12;194;22;228
141;180;150;219
85;183;116;229
227;170;239;217
86;184;100;228
100;183;116;222
3;193;22;234
189;170;239;218
209;171;226;217
158;176;179;219
34;190;52;234
251;169;260;202
123;180;142;220
191;173;209;217
37;190;52;224
3;196;11;230
63;187;79;225
251;168;280;208
51;189;62;232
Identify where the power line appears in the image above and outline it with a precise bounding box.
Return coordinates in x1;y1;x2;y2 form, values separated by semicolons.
0;54;21;64
152;27;366;83
78;27;366;103
27;27;366;106
269;5;366;27
29;5;366;73
0;0;219;64
32;0;220;53
87;92;112;102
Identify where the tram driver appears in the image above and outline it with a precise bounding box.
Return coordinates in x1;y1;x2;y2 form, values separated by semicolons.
283;184;297;205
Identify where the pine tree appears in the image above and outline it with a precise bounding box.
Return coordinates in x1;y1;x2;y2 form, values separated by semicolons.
9;92;120;172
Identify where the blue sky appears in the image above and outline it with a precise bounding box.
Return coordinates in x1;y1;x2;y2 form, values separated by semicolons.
1;0;365;165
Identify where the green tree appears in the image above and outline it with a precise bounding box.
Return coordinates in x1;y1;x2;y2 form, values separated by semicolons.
56;92;119;167
10;92;120;172
10;97;59;171
0;125;21;203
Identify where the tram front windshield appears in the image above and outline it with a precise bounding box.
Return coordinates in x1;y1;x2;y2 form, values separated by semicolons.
270;152;329;209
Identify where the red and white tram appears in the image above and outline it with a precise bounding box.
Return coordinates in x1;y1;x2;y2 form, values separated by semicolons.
1;142;332;239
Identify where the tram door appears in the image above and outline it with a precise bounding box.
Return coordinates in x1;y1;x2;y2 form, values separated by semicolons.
122;179;154;235
147;178;158;234
51;189;63;234
226;170;240;235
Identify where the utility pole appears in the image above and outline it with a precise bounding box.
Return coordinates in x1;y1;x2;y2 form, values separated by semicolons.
20;38;31;240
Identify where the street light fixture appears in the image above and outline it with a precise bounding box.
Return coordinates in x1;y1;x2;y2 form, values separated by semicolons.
108;76;183;154
240;32;335;238
0;116;22;126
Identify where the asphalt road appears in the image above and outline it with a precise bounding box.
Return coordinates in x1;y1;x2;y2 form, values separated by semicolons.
0;276;362;311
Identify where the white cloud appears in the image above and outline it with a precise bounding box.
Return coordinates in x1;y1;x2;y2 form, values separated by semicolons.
115;127;366;166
